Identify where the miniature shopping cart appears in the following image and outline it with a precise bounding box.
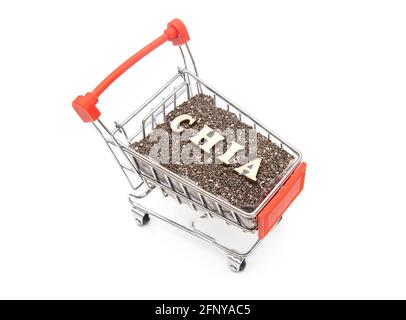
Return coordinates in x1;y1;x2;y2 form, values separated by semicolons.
72;19;306;272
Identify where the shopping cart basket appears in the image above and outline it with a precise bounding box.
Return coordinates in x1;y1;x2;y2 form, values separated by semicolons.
72;19;307;272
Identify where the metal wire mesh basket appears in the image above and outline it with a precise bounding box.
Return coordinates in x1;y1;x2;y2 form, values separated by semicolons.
73;19;306;271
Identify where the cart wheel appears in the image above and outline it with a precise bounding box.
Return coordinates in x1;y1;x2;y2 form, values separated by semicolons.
134;212;150;226
277;216;283;225
227;255;246;273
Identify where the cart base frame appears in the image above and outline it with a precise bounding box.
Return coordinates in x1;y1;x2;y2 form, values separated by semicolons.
129;187;283;272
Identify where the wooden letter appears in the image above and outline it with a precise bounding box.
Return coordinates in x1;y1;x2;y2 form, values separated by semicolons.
217;141;244;164
170;114;196;133
234;158;262;181
189;125;225;153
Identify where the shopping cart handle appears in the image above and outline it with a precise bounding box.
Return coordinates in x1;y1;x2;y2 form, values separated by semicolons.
72;18;190;123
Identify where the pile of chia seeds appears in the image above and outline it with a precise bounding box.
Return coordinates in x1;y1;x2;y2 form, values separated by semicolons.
130;94;294;211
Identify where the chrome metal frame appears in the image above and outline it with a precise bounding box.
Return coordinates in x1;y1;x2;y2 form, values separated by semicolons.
92;44;301;271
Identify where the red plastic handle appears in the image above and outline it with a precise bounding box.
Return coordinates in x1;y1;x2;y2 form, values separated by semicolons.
72;19;190;123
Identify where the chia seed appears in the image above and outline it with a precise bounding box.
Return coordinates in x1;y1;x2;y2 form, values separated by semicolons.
131;94;294;211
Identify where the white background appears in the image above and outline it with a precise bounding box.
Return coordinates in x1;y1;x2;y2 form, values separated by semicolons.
0;0;405;300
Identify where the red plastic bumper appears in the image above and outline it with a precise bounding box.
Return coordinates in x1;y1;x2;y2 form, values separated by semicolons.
258;162;307;239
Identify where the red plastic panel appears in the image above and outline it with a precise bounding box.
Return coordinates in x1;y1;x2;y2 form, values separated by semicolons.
258;162;307;239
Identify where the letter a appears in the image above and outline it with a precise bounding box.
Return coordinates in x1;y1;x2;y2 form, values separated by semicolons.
234;158;262;181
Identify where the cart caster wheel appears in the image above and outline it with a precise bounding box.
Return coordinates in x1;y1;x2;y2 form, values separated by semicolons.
227;255;246;273
133;212;150;226
277;216;283;225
